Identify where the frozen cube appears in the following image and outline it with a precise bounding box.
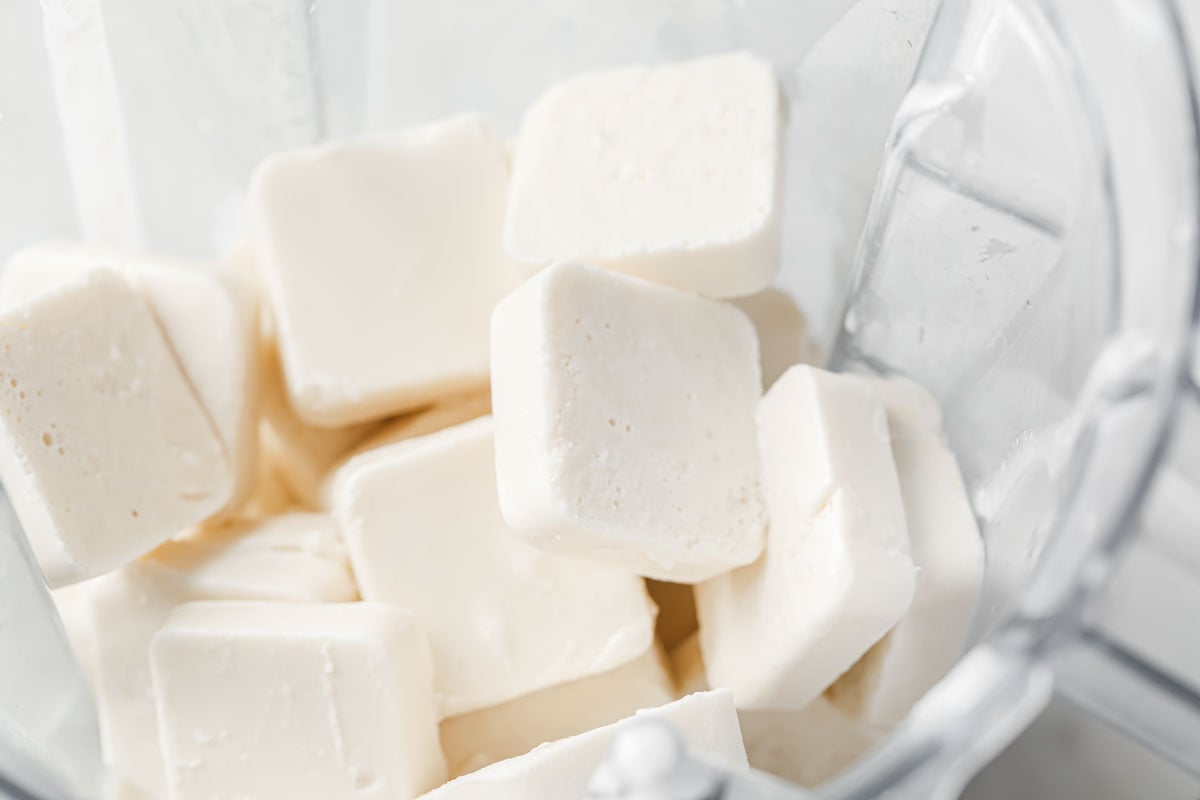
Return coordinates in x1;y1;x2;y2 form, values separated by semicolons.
0;270;232;586
419;690;745;799
90;513;357;797
823;378;983;725
249;113;522;425
491;263;766;583
730;288;824;388
151;601;445;800
1;244;261;511
699;627;871;788
506;52;782;298
332;417;656;716
439;646;675;778
695;365;916;709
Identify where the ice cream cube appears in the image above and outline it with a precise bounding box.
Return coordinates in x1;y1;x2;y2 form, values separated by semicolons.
491;263;766;582
506;52;782;298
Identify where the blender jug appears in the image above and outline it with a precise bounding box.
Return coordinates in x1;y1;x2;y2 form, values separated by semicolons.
0;0;1198;798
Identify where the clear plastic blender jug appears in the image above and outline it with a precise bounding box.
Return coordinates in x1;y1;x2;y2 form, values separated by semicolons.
0;0;1198;798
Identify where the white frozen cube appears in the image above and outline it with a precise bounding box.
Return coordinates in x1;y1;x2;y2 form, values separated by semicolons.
823;377;983;725
89;513;357;797
319;389;492;508
151;601;445;800
420;690;746;799
249;113;522;426
439;646;676;778
695;365;916;709
0;270;233;586
505;52;783;298
333;416;656;717
491;263;766;583
1;244;260;511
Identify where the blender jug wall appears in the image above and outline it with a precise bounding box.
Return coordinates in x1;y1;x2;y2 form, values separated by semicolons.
0;0;1197;798
825;0;1200;794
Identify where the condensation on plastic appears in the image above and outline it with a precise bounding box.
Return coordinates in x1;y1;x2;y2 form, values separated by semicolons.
0;0;1198;798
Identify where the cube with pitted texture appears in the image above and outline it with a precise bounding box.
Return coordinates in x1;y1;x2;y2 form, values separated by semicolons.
439;646;675;778
249;113;522;426
505;52;782;298
420;690;746;800
823;376;983;725
0;270;233;586
1;244;260;512
491;263;766;583
89;513;358;797
151;601;444;800
333;416;657;717
695;365;916;710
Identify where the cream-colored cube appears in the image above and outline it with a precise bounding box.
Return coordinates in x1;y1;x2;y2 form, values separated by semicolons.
491;263;766;583
439;646;675;778
151;601;445;800
1;244;260;510
419;690;746;800
696;365;916;709
730;288;824;388
506;52;782;298
824;378;983;725
0;270;232;586
89;513;357;797
249;113;522;426
333;417;656;717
